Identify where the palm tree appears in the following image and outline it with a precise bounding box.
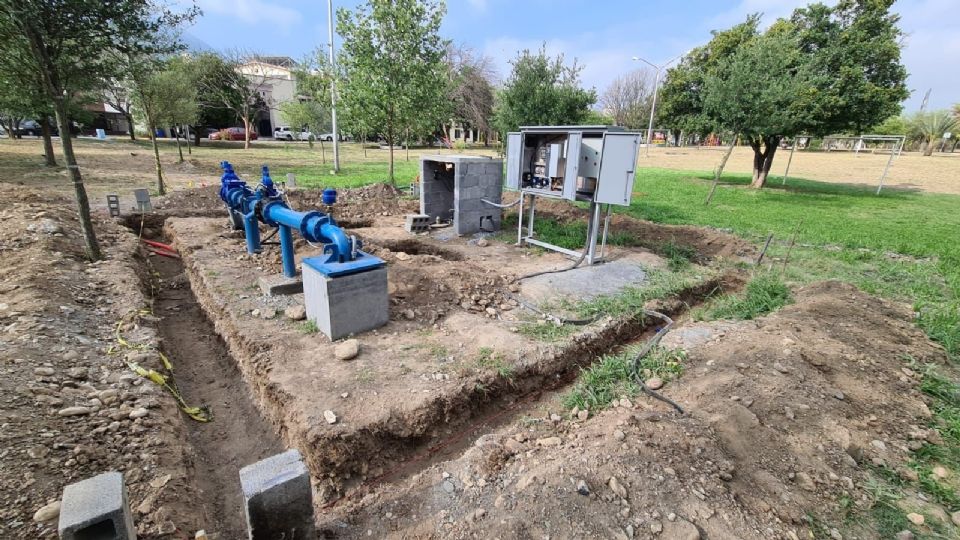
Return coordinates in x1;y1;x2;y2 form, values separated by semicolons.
909;110;959;156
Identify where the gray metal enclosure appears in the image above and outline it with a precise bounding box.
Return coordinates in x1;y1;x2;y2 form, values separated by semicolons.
420;155;504;235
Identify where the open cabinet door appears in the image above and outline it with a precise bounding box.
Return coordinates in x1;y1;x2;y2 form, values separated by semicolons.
562;131;582;201
505;132;522;190
595;132;640;206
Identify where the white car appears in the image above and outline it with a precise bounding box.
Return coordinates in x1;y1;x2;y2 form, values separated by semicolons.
273;126;313;141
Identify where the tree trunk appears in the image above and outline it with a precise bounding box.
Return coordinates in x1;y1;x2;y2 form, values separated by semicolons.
124;112;136;141
705;136;737;205
923;137;937;156
320;138;326;164
194;126;202;147
362;132;367;157
387;107;395;185
405;128;410;162
39;117;56;167
148;124;165;195
174;129;184;163
52;97;101;260
242;116;251;150
749;136;780;189
184;125;192;155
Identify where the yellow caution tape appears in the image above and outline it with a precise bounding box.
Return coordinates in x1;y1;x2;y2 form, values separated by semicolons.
110;314;212;422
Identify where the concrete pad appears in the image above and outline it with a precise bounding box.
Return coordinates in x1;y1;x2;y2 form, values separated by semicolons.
58;471;136;540
519;255;651;306
303;265;388;340
240;449;314;540
258;275;303;296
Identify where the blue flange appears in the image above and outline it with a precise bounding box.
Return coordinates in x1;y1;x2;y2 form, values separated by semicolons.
302;251;385;277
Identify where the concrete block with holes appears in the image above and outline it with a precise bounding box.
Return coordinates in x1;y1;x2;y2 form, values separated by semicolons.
420;155;504;235
240;449;315;540
58;471;137;540
405;213;432;233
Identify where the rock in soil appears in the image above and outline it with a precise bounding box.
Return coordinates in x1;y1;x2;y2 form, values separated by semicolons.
33;501;60;522
334;339;360;361
284;304;307;321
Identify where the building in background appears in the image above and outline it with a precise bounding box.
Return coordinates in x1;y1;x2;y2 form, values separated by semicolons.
237;56;297;136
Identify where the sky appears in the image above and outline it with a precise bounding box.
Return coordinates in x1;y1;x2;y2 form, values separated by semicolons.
180;0;958;112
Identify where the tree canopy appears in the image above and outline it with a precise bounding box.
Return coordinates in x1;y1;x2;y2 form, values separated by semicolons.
659;0;908;188
492;45;596;135
337;0;449;184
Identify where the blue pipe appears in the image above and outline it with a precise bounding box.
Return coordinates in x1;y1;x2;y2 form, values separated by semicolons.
262;202;353;264
278;224;296;277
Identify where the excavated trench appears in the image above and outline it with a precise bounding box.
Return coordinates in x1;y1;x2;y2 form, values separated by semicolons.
132;225;285;538
138;210;743;517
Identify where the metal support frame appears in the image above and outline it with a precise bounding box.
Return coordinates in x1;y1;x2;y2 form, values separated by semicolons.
517;190;609;265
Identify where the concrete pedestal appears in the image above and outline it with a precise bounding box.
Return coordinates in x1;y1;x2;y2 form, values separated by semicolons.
303;262;388;340
258;274;304;296
58;472;136;540
239;449;314;540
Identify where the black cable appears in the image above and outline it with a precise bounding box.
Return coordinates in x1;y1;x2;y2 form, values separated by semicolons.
630;310;685;414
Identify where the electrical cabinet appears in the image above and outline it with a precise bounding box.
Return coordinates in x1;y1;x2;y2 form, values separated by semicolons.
505;125;640;206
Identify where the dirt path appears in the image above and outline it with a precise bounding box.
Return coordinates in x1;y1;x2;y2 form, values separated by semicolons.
150;252;284;538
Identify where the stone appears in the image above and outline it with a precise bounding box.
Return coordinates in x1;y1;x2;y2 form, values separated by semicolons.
664;518;701;540
931;465;949;479
576;479;590;496
536;437;562;447
324;410;338;424
128;407;149;419
773;362;789;373
441;480;455;494
613;429;626;441
63;350;80;361
906;513;924;526
284;305;307;321
871;440;887;452
645;377;664;390
58;472;136;540
650;520;663;534
334;339;360;361
35;367;56;377
608;476;628;499
577;410;589;421
951;510;960;526
260;308;277;320
794;472;816;491
58;406;92;417
239;449;314;540
895;531;915;540
476;238;489;248
33;500;61;522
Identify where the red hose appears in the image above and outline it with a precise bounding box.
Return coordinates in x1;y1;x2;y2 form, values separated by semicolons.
142;239;176;252
147;247;181;259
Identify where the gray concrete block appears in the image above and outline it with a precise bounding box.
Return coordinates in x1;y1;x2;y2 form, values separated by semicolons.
303;265;388;340
405;214;431;233
240;449;314;540
59;471;136;540
258;275;304;296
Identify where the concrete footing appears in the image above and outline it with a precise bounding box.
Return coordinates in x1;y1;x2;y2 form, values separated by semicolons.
58;471;136;540
303;264;388;340
239;449;315;540
258;275;304;296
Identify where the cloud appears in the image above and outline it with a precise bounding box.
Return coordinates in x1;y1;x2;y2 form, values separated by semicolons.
896;0;960;110
467;0;488;12
194;0;301;30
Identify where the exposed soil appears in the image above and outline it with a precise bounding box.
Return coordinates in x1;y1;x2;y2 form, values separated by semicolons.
149;248;284;538
318;282;955;539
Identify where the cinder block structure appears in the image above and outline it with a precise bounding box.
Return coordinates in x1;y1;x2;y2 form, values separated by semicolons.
239;449;315;540
420;155;504;235
302;261;388;340
58;471;136;540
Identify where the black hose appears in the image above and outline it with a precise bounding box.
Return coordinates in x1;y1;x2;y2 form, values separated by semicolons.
631;310;685;414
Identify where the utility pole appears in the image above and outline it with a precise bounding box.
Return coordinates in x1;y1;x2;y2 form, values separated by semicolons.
632;53;684;157
328;0;340;172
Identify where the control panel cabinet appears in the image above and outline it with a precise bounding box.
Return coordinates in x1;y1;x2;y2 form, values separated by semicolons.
505;126;640;206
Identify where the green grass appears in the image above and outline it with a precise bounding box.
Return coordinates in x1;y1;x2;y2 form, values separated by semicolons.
563;345;686;412
475;347;514;379
696;272;792;321
290;159;421;189
298;320;318;334
630;167;960;359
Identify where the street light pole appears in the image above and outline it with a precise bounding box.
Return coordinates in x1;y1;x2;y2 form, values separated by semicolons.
632;53;683;157
327;0;340;172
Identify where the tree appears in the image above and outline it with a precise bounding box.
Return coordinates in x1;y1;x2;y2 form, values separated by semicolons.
193;52;270;150
284;48;335;160
98;75;137;141
600;68;654;128
703;32;816;188
870;114;908;136
492;45;596;135
131;58;198;194
280;100;330;160
337;0;450;184
0;0;196;260
908;110;958;156
0;32;57;164
660;0;908;188
446;44;496;145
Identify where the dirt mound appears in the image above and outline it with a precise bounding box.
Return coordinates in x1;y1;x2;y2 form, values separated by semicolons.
289;182;419;221
506;194;755;261
154;185;222;213
320;281;951;539
0;187;206;538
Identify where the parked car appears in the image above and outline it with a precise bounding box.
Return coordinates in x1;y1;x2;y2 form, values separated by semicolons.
273;126;314;141
210;127;258;141
15;120;42;137
203;128;220;138
318;132;339;141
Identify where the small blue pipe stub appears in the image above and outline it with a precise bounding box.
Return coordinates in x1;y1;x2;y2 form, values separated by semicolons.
322;188;337;206
303;251;384;277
